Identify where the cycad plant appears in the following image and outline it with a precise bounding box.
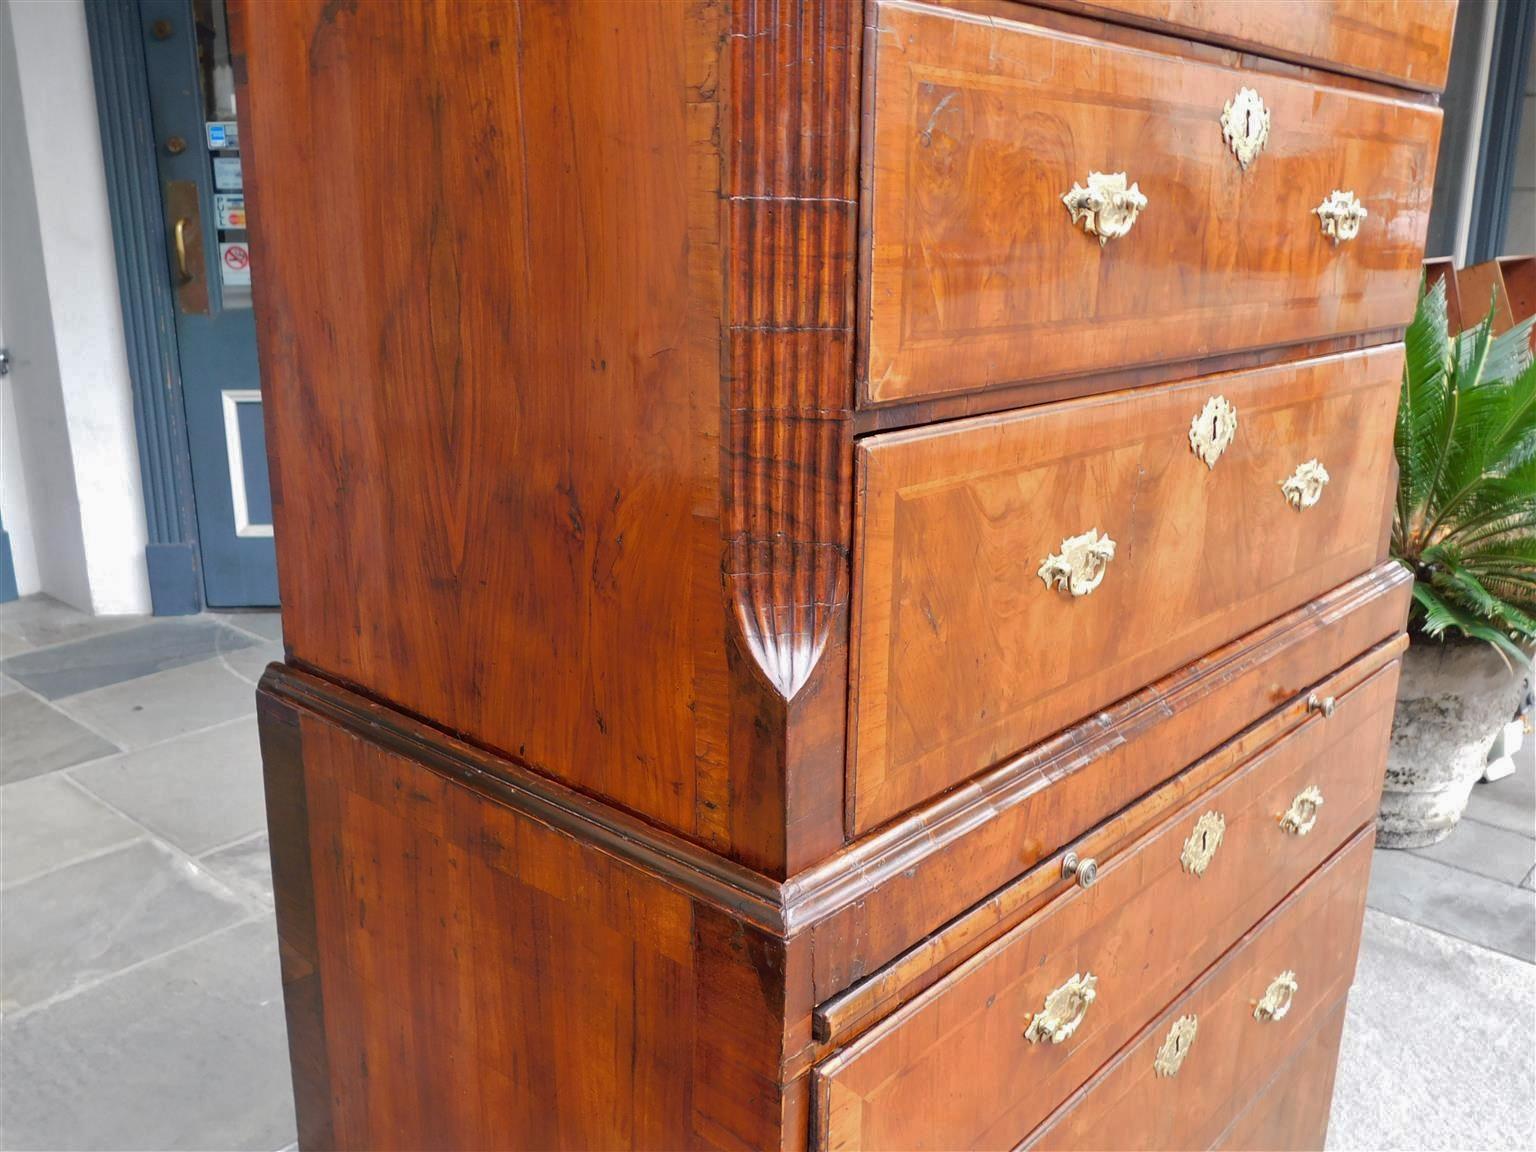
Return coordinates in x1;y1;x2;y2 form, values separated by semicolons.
1393;278;1536;664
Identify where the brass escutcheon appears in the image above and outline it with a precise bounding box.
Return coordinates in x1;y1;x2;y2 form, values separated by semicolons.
1189;395;1238;469
1181;811;1226;877
1154;1014;1199;1077
1280;786;1325;837
1254;971;1299;1022
1221;87;1270;170
1025;972;1098;1045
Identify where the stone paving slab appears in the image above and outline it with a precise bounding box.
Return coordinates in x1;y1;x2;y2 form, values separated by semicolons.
0;773;141;887
1368;846;1536;962
0;690;118;784
2;919;296;1151
69;717;268;857
2;839;247;1012
1329;909;1536;1151
57;657;257;749
1;620;256;700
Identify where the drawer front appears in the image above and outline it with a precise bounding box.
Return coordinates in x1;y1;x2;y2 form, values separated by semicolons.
1046;1;1457;92
1213;1000;1350;1152
850;348;1398;832
1025;847;1366;1150
860;0;1441;406
1216;1001;1351;1152
812;670;1394;1151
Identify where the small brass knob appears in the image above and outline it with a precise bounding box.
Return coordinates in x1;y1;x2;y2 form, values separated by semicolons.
1062;850;1099;889
165;135;187;156
1307;693;1336;718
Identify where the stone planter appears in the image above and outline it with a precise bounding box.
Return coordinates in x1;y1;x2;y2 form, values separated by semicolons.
1380;639;1533;849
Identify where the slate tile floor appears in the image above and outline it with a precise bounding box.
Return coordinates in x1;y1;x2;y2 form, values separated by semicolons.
0;593;1531;1149
0;596;292;1151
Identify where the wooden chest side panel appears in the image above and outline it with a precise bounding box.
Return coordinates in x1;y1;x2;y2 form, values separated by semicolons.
239;0;731;847
259;684;793;1151
851;349;1400;833
861;0;1442;404
1042;0;1458;92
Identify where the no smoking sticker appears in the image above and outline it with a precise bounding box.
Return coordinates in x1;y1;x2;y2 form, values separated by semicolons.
219;241;251;288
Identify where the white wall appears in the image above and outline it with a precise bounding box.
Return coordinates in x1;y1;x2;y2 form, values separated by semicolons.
0;0;149;614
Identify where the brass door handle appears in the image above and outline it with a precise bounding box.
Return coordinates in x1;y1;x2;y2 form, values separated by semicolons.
174;217;194;284
1039;528;1117;597
1062;171;1147;244
1281;459;1330;510
1279;786;1325;837
1314;190;1367;243
1254;970;1298;1022
1025;972;1098;1045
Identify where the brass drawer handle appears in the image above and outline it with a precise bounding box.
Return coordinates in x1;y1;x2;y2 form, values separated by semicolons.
1279;786;1325;837
1221;87;1270;170
1025;972;1098;1045
1038;529;1116;597
1062;172;1147;245
1254;970;1299;1022
1189;395;1238;469
1314;189;1367;243
1061;850;1099;889
1281;459;1329;510
1180;811;1226;877
1154;1014;1199;1077
1307;693;1336;718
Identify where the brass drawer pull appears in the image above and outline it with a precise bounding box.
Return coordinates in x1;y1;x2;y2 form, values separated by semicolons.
1314;189;1367;243
1061;850;1100;889
1025;972;1098;1045
1254;970;1299;1022
1038;529;1116;597
1307;693;1336;718
1221;87;1270;170
1154;1014;1199;1077
1281;459;1329;509
1062;171;1147;245
1180;811;1226;877
1189;395;1238;469
1279;786;1325;837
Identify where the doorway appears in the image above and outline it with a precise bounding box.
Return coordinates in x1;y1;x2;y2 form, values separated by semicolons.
93;0;277;609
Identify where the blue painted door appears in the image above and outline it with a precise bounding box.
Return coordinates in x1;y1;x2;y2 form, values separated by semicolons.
140;0;276;606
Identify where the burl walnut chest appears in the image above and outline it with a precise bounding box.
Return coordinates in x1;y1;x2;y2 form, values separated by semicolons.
237;1;1456;1147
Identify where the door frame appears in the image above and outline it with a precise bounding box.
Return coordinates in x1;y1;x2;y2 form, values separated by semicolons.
84;0;203;615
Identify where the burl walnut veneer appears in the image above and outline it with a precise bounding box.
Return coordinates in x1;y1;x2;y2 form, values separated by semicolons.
236;1;1454;1147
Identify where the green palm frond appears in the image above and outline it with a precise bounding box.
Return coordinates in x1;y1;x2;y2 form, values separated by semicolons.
1394;279;1536;657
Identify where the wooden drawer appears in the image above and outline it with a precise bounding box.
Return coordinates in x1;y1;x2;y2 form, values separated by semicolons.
812;667;1394;1151
850;348;1398;833
1039;1;1457;92
860;0;1442;406
1213;1000;1350;1152
1025;846;1366;1150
